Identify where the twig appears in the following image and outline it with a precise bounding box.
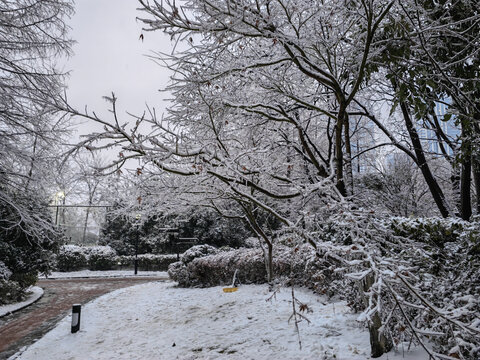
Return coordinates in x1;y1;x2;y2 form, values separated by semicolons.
386;282;438;359
289;286;303;350
288;286;312;350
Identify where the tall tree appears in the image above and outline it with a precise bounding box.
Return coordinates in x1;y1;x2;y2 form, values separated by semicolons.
0;0;73;297
377;0;480;219
0;0;73;236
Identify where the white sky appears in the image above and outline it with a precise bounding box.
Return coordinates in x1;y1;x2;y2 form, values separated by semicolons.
63;0;173;139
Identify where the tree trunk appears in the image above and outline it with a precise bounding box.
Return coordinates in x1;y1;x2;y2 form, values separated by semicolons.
335;104;347;196
473;158;480;215
399;100;451;217
362;273;392;358
344;112;354;195
460;153;472;220
25;134;38;191
460;120;472;220
474;110;480;215
266;242;273;283
451;166;461;215
242;203;275;283
369;312;391;358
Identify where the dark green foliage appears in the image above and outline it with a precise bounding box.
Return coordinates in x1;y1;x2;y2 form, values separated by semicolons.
87;254;117;270
10;272;38;289
0;206;59;276
99;203;175;255
100;206;252;255
178;209;251;248
0;193;60;304
389;217;475;248
99;208;148;255
0;280;23;305
55;246;88;271
119;254;178;271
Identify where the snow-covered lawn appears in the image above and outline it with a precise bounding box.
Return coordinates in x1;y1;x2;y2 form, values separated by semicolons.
45;270;169;279
11;282;427;360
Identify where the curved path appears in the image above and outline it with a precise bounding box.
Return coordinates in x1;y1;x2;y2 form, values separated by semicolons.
0;276;168;359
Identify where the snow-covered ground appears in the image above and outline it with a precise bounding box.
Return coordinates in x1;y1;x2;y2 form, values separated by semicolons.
0;286;43;318
44;270;169;279
11;282;426;360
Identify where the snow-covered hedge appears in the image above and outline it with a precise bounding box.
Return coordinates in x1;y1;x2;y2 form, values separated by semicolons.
55;245;178;272
56;245;89;272
86;246;117;271
168;244;331;291
180;244;219;264
388;217;479;247
55;245;117;271
117;254;178;271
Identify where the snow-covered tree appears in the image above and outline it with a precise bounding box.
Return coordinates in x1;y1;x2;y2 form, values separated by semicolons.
0;0;73;238
59;0;480;357
0;0;73;301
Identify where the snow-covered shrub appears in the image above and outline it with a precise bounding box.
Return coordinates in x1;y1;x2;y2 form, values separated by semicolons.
0;261;18;305
137;254;177;271
0;261;36;304
242;237;261;248
0;267;37;305
167;261;190;285
56;245;117;271
55;245;88;272
86;246;117;270
55;244;177;272
0;261;12;281
10;272;37;289
168;245;331;290
388;217;476;248
115;255;132;268
308;209;480;359
184;248;267;287
0;279;23;305
118;254;178;271
277;245;339;296
168;248;264;287
0;196;60;304
180;244;219;264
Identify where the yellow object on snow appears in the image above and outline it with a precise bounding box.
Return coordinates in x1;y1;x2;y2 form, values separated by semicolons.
222;269;239;293
222;287;238;293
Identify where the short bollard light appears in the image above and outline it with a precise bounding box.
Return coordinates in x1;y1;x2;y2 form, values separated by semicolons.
71;304;81;333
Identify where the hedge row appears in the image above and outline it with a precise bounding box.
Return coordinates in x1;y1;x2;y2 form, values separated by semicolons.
168;244;335;295
168;217;480;292
387;216;479;248
55;245;177;272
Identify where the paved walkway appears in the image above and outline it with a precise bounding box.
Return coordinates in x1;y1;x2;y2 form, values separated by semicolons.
0;277;168;359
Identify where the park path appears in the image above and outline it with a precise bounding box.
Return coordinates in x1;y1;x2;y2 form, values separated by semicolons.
0;276;168;359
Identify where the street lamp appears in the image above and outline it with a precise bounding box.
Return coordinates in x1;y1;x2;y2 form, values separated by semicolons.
134;214;141;275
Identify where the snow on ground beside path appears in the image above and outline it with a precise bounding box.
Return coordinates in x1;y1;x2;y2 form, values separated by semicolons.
45;270;169;279
0;286;43;317
12;282;427;360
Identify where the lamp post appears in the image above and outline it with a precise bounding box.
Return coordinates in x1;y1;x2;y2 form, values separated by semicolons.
134;214;141;275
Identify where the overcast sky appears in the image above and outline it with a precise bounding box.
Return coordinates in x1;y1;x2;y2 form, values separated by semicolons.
64;0;172;138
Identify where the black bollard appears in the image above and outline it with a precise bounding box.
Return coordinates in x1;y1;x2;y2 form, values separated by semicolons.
71;304;81;333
